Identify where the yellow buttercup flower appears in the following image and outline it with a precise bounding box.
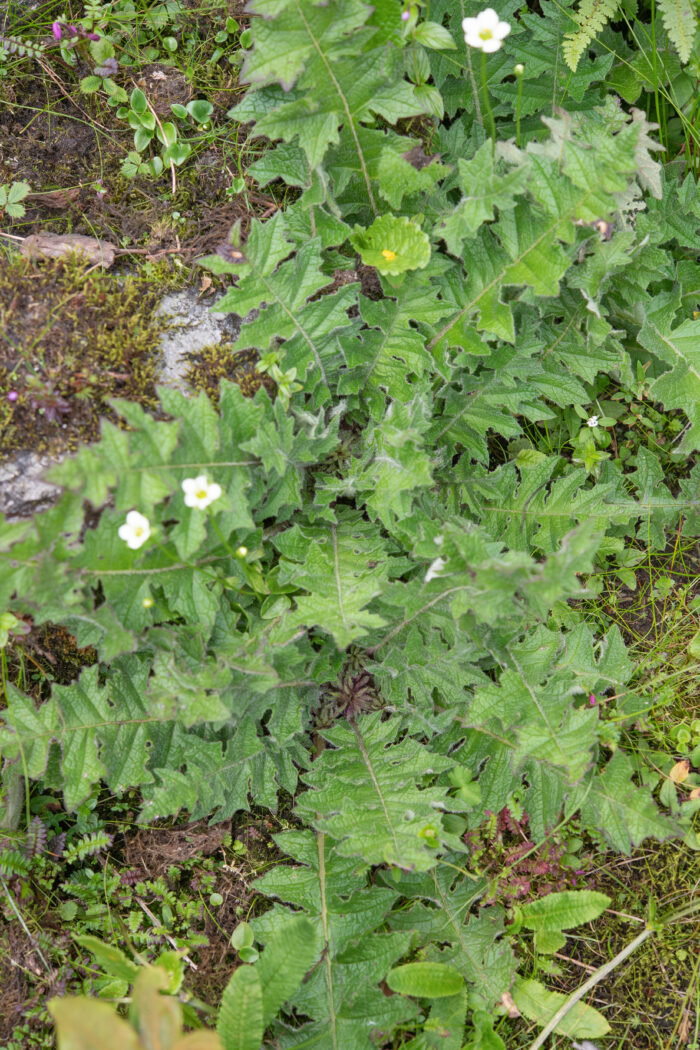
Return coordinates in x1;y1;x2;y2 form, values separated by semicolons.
381;249;396;261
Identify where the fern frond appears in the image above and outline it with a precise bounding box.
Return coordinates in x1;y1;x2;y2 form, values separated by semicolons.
0;849;31;878
562;0;622;70
24;817;48;858
0;32;45;59
62;830;112;864
657;0;697;61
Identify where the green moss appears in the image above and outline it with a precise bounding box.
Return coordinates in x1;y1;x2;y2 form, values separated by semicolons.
185;343;276;403
0;251;178;457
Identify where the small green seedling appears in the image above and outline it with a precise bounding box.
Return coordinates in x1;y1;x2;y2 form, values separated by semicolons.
117;91;214;178
0;180;31;219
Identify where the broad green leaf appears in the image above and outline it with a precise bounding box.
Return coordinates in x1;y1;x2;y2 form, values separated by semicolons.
386;962;464;998
519;890;610;932
296;714;464;871
350;214;431;275
512;977;610;1038
253;831;416;1049
73;935;140;982
218;965;263;1050
273;514;389;648
130;86;147;113
575;751;679;853
256;915;321;1026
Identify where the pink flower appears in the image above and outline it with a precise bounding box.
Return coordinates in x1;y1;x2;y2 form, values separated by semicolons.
7;390;18;402
401;9;410;19
87;32;100;40
589;693;596;706
52;21;62;39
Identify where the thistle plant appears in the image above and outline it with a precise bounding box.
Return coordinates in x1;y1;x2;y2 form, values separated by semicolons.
1;1;699;1046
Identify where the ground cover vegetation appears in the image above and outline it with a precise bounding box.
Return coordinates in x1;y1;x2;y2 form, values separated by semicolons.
1;0;700;1047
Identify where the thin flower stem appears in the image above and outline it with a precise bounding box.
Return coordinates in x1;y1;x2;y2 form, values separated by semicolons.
516;74;523;147
210;515;242;562
480;51;496;146
465;46;483;126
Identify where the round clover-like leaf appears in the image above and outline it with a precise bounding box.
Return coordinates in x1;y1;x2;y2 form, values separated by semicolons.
350;214;431;275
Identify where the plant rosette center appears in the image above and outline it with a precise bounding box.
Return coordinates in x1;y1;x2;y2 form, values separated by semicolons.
350;214;431;275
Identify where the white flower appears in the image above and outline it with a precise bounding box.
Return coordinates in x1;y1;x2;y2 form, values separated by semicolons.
181;475;222;510
118;511;151;550
462;8;511;52
425;556;447;583
586;415;599;428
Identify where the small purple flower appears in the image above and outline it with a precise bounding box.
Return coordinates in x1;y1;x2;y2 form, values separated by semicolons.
68;24;77;33
52;21;62;39
589;693;596;706
7;390;18;402
401;9;410;20
87;32;100;40
94;56;118;77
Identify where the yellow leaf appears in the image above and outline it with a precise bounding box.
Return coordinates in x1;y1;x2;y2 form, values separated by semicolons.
172;1033;223;1050
49;998;143;1050
131;967;182;1050
670;759;690;783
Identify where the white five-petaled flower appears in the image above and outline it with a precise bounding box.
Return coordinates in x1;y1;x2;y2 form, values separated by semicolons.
425;556;447;583
118;510;151;550
182;475;222;510
586;415;599;428
462;8;511;52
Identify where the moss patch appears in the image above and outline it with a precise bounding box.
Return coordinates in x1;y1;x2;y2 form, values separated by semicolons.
185;343;276;402
0;251;174;456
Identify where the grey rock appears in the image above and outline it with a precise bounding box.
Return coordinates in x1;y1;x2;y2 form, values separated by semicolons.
157;289;243;393
0;290;245;520
0;449;63;521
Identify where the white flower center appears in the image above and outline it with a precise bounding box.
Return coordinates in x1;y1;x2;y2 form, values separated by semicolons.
479;28;493;39
196;489;208;499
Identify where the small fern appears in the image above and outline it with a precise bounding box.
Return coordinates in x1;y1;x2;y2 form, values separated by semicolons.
62;830;112;865
657;0;698;61
0;32;46;59
0;848;31;878
24;817;48;858
563;0;622;70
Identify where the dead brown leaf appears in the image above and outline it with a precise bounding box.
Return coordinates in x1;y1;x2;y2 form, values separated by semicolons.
20;233;116;268
402;144;442;170
499;990;520;1018
26;188;81;209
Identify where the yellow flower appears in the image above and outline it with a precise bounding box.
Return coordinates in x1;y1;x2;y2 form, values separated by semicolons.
142;597;154;608
381;249;397;261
